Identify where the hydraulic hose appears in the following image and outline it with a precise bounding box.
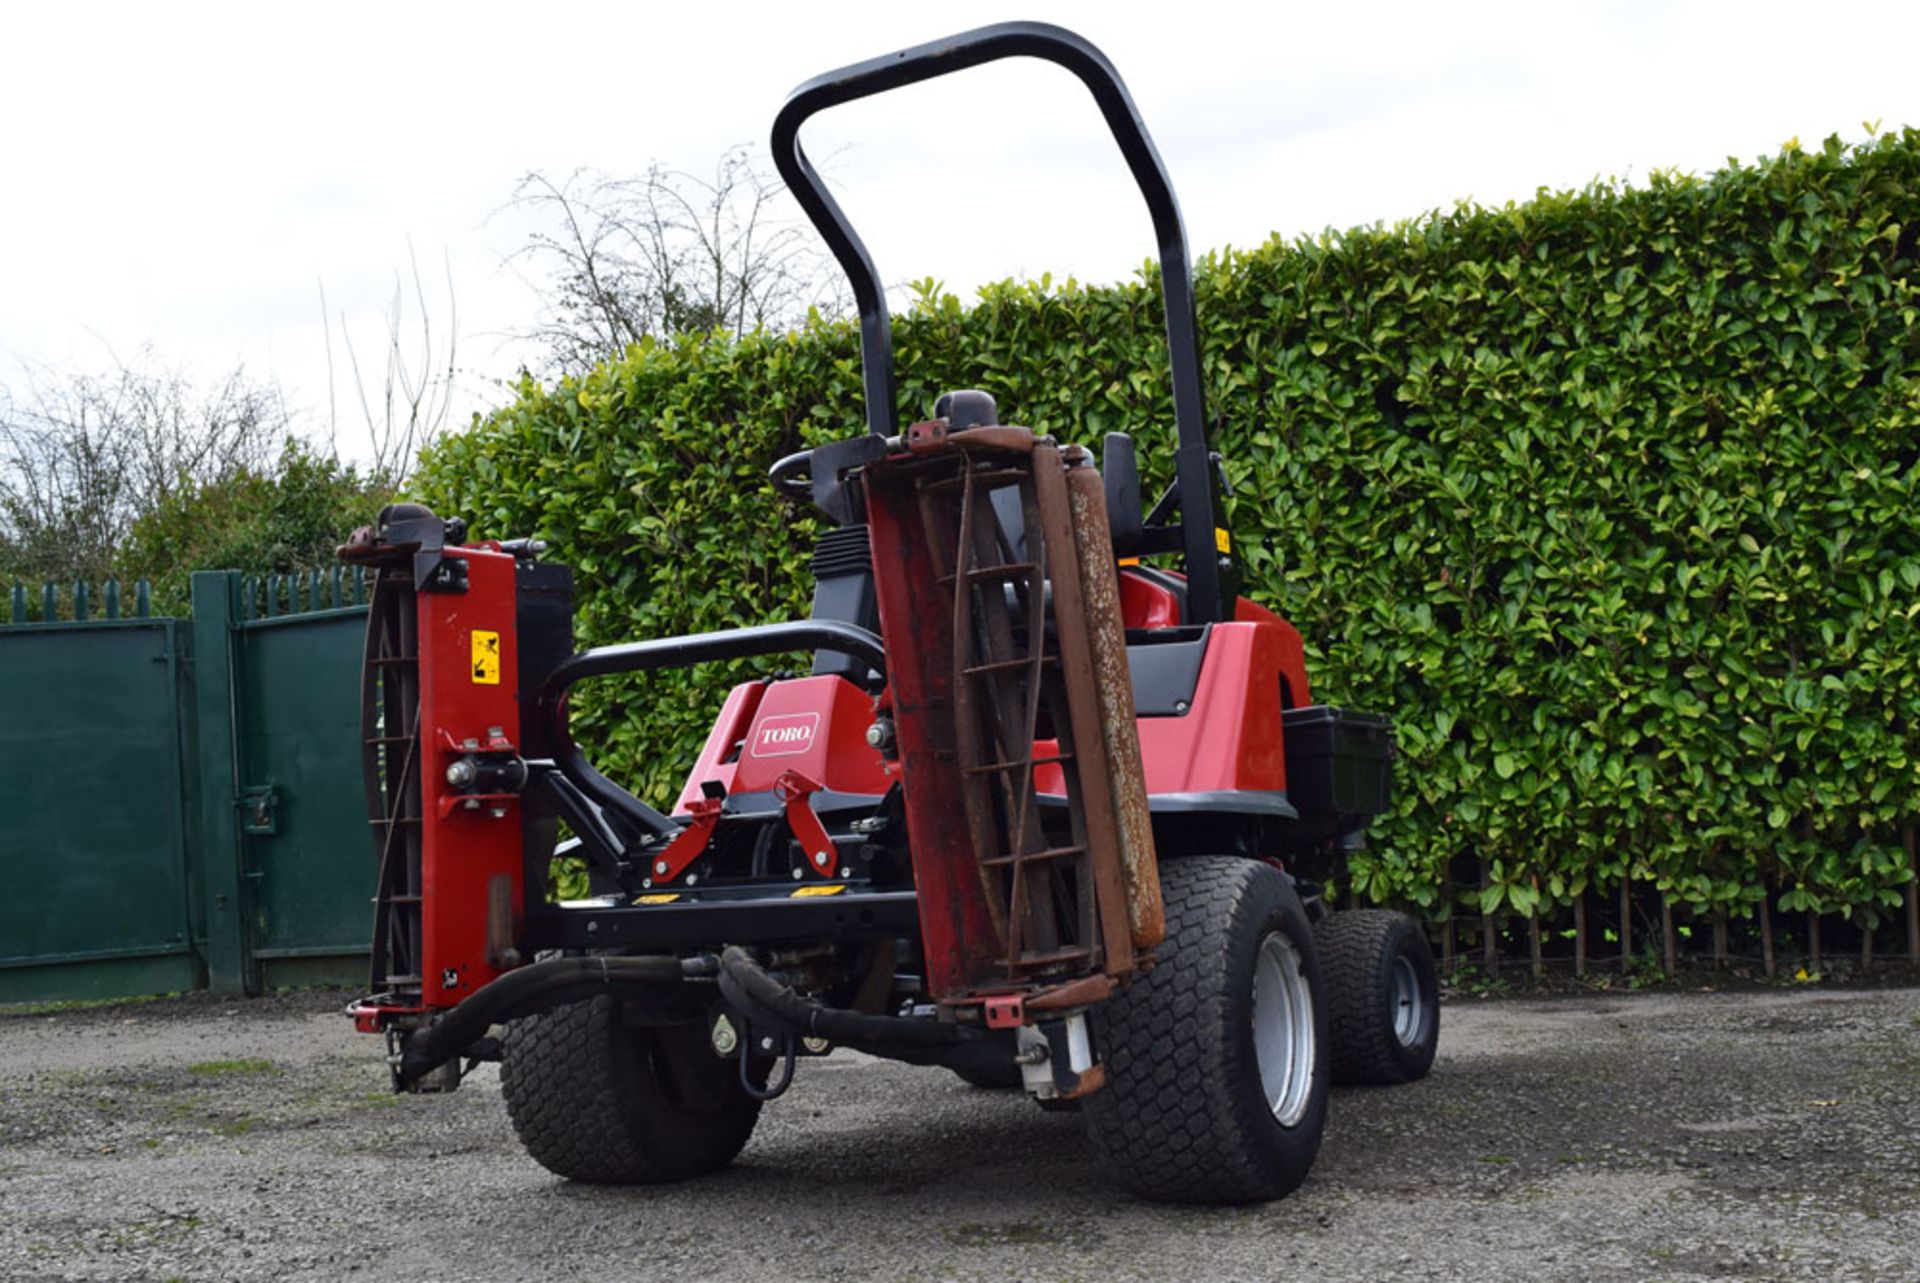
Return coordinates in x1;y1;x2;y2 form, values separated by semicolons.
401;948;1007;1086
715;946;1007;1077
718;946;958;1047
397;954;705;1085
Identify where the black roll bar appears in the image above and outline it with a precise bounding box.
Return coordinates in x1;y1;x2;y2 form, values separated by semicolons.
534;620;889;842
771;21;1235;623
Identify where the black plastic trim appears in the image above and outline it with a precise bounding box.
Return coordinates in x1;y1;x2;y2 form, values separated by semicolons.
1036;788;1298;820
717;788;887;821
1126;625;1209;715
1146;789;1299;819
522;889;921;950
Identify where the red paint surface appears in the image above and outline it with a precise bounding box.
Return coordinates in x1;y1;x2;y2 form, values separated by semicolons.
415;547;526;1009
864;464;1007;1003
1034;619;1295;798
671;681;766;814
648;796;723;883
1234;595;1312;709
774;770;840;877
676;674;886;804
1118;569;1182;629
1117;569;1312;710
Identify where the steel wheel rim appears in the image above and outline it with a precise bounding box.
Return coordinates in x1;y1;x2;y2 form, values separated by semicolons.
1390;954;1425;1047
1251;931;1315;1127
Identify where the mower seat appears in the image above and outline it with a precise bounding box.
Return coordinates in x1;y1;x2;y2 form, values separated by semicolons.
932;391;1147;571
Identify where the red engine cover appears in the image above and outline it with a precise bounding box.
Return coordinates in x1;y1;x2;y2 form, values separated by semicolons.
675;674;887;812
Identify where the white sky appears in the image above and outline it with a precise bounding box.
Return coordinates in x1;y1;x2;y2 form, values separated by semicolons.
4;0;1918;465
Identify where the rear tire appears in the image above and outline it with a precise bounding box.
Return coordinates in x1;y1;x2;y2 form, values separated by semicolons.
500;996;760;1184
1083;856;1329;1204
1316;909;1440;1085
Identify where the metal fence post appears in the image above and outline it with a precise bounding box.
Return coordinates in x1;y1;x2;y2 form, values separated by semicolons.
190;570;258;995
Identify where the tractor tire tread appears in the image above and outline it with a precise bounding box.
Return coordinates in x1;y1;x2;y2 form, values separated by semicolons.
1315;909;1439;1086
1083;856;1327;1204
500;996;758;1184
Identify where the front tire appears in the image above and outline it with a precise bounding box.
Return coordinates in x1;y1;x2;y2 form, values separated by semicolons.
1316;909;1440;1085
1082;856;1330;1204
500;996;760;1184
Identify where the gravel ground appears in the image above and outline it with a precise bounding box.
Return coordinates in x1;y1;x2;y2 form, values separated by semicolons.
2;983;1917;1283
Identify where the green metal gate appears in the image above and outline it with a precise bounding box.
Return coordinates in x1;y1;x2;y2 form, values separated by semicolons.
0;569;375;1003
192;571;374;993
0;609;199;1003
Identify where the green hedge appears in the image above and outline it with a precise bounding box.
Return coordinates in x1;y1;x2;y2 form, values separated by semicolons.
416;130;1920;935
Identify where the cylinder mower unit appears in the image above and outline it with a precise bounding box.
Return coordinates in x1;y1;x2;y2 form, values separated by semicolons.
338;22;1434;1205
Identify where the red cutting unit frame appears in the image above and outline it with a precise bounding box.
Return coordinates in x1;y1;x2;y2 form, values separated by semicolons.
353;545;526;1031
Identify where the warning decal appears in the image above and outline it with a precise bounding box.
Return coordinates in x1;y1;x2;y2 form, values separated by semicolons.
471;630;501;685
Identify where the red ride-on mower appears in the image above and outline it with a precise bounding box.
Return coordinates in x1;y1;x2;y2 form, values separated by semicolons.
339;22;1436;1205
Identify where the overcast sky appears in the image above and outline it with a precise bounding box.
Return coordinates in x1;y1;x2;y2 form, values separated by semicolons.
4;0;1918;465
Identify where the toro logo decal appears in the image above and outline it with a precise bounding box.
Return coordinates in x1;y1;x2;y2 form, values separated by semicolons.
749;712;820;758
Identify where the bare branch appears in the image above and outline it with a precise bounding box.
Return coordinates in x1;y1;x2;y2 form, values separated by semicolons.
0;352;287;582
324;240;458;490
502;144;849;379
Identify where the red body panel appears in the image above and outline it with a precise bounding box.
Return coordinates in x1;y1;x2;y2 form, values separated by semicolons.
1118;569;1312;711
1234;595;1313;710
1135;621;1288;794
415;548;525;1008
674;674;887;813
672;680;765;814
1118;569;1182;630
1034;618;1301;798
732;676;888;796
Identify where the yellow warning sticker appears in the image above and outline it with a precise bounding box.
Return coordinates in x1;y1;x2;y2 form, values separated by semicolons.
634;893;680;905
471;630;501;684
1214;527;1232;554
790;884;847;898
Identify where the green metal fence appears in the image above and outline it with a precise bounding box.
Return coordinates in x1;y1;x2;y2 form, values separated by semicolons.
0;570;373;1003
